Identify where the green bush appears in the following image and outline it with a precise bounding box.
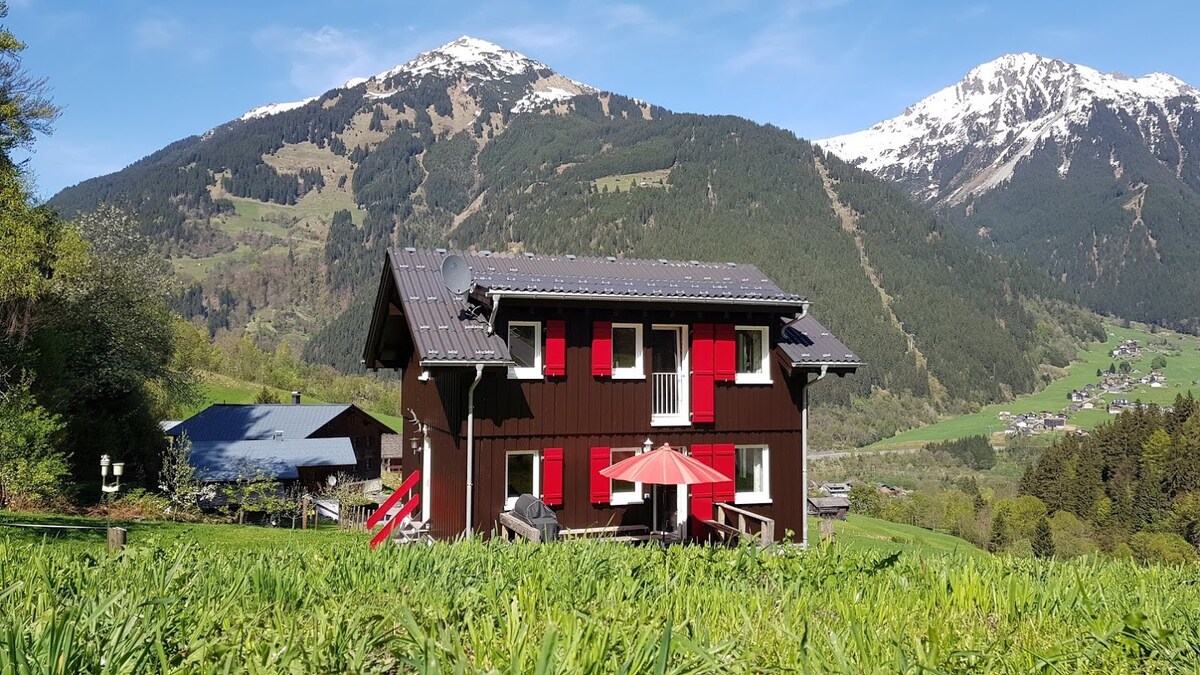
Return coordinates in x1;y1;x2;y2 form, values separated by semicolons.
1129;531;1198;565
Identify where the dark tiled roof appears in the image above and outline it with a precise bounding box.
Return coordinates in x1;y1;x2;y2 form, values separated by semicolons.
779;315;862;367
169;404;352;442
190;438;356;481
463;252;806;303
807;496;850;509
387;248;810;367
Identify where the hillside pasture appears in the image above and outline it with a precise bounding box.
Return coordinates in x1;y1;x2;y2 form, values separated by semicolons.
865;323;1200;450
591;168;671;193
182;371;403;432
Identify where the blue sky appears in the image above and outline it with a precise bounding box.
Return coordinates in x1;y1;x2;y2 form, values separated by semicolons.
10;0;1200;198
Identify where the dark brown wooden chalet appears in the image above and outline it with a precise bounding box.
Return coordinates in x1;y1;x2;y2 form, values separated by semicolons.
363;248;860;543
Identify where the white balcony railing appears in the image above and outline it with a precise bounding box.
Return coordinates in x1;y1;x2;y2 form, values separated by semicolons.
652;372;685;418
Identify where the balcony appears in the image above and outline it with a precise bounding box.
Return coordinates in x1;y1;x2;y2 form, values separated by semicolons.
652;371;689;426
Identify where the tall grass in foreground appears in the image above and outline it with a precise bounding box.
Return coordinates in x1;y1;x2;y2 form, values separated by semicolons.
1;536;1199;673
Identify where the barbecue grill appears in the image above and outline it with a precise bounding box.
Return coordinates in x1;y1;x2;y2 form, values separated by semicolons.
510;494;560;542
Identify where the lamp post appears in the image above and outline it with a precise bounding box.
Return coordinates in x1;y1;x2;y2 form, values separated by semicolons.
100;455;125;550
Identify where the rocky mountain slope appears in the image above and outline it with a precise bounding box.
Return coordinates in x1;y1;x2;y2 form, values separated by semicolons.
50;39;1101;408
819;54;1200;330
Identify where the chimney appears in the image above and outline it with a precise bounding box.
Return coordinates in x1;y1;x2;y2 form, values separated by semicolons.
291;391;301;405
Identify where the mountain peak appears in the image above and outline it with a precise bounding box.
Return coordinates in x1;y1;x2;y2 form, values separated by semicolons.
238;36;597;123
379;35;545;82
819;54;1199;203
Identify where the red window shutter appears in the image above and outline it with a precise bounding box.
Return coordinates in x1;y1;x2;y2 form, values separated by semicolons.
691;323;715;423
590;446;611;504
545;320;566;377
715;324;736;382
713;443;735;502
591;321;612;377
689;444;714;537
542;448;564;506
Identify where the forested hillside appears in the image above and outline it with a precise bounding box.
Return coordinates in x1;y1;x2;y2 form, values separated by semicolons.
1022;393;1200;544
820;53;1200;333
49;37;1101;416
942;123;1200;332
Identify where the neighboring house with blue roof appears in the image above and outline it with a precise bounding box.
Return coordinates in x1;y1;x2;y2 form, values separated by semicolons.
189;438;358;482
169;400;393;485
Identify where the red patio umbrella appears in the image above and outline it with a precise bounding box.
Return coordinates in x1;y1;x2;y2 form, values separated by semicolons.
600;443;730;535
600;443;730;485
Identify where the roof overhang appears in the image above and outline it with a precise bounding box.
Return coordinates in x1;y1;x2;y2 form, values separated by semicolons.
486;289;809;310
418;359;514;367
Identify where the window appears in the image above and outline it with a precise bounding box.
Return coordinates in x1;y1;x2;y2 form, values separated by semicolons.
611;323;644;379
650;324;690;426
505;450;540;510
734;445;770;504
507;321;542;379
735;326;771;384
609;448;643;505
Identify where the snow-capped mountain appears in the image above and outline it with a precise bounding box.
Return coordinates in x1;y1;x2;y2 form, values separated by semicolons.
819;53;1200;330
819;53;1200;204
240;36;596;122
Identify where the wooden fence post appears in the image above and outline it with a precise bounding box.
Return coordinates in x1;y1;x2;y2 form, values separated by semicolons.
819;519;835;546
107;527;127;551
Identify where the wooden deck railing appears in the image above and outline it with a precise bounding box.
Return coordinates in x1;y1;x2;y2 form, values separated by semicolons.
711;502;775;547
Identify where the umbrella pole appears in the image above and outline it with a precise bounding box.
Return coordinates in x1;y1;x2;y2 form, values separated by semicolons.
652;484;658;533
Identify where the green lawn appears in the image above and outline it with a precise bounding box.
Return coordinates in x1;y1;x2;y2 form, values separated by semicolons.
814;514;986;558
0;511;355;553
865;323;1200;450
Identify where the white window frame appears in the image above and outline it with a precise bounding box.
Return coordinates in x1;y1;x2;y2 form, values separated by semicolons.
611;323;645;380
650;324;690;427
609;447;644;505
506;321;543;380
503;450;540;511
733;445;771;505
734;325;772;385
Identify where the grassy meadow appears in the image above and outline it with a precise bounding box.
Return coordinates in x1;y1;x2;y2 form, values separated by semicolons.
592;169;672;193
2;512;1198;673
865;323;1200;450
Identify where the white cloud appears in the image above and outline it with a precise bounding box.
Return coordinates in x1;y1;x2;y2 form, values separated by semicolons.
723;24;815;74
604;4;674;34
133;17;181;50
490;24;583;56
132;16;212;62
252;25;419;95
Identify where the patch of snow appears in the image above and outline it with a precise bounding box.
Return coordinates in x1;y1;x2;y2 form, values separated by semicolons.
239;97;317;121
511;86;577;113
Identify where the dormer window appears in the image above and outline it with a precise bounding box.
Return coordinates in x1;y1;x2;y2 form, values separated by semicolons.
735;326;771;384
611;323;644;379
507;321;542;379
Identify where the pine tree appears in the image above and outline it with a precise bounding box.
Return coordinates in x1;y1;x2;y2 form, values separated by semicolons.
1032;516;1055;558
988;510;1008;553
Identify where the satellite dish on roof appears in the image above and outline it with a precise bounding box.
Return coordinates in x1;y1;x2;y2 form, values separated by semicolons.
440;254;474;299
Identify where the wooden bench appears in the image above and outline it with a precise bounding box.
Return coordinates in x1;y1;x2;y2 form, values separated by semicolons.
559;524;650;539
497;511;549;542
